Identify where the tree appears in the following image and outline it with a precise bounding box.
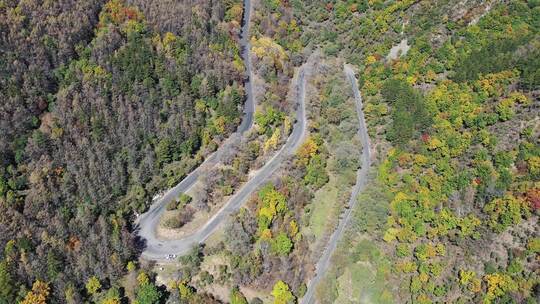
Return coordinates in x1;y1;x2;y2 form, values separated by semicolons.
135;283;162;304
199;271;214;286
86;276;101;295
20;281;50;304
304;154;329;189
459;270;476;286
296;283;307;298
225;219;253;255
382;78;431;146
271;280;296;304
496;97;515;121
297;137;318;166
178;245;203;278
46;250;62;280
527;238;540;253
484;273;518;303
155;138;173;165
126;261;136;272
272;233;294;256
178;193;192;206
255;106;285;135
137;272;150;286
0;261;15;303
101;287;122;304
257;184;288;231
230;286;248;304
177;281;194;299
483;194;530;232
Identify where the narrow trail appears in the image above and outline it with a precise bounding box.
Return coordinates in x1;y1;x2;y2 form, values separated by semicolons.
300;65;371;304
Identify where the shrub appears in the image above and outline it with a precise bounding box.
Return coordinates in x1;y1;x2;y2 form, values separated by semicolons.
166;200;178;211
177;193;192;208
163;206;195;229
271;280;295;304
483;194;530;232
271;233;293;256
230;286;248;304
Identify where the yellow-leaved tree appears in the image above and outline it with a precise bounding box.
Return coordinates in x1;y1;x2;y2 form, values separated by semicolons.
21;280;50;304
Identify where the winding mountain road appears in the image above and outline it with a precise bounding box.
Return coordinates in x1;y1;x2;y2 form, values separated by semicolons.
300;65;371;304
137;67;307;260
136;2;368;301
136;0;309;259
136;0;256;260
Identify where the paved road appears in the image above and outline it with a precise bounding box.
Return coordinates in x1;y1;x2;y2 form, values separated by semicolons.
136;0;309;260
300;65;371;304
136;0;255;260
137;67;307;260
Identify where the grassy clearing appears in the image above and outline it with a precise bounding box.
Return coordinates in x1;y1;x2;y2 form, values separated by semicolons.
334;263;371;304
318;238;394;304
305;174;340;240
315;169;395;304
334;260;394;304
345;240;393;304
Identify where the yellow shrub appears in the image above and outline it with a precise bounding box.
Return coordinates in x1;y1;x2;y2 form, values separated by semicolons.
365;55;377;65
484;273;518;303
261;228;273;240
264;127;281;152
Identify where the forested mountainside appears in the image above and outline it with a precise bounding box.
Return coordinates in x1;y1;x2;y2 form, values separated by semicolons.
0;0;245;302
299;1;540;303
153;1;538;303
0;0;539;304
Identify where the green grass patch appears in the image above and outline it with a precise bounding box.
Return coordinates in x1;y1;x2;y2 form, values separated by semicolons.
334;240;394;304
305;175;340;240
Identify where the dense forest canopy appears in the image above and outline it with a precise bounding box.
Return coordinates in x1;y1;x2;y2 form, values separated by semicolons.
0;0;538;303
301;1;539;303
1;0;245;302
